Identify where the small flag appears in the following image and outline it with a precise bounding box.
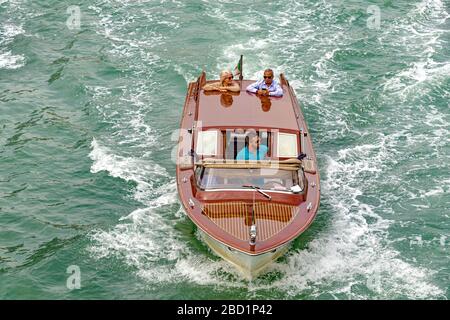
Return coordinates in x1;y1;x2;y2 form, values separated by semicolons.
234;55;243;80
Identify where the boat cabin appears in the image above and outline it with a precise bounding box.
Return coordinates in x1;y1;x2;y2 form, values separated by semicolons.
190;77;307;194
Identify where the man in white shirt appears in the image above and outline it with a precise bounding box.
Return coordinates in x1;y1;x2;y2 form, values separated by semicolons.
246;69;283;97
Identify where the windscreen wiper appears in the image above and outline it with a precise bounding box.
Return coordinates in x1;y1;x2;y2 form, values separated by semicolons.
242;185;272;200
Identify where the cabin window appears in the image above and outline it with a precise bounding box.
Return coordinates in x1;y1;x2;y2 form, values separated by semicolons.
277;133;298;158
196;167;298;191
196;130;218;156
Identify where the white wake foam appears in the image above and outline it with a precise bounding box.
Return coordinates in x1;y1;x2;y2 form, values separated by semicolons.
89;139;170;204
0;51;24;69
381;0;450;101
265;134;444;299
0;23;25;69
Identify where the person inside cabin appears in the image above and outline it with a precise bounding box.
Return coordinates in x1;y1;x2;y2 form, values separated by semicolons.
202;70;240;92
236;131;268;161
246;69;283;97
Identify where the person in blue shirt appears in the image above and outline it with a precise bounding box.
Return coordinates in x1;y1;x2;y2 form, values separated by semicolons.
246;69;283;97
236;132;268;160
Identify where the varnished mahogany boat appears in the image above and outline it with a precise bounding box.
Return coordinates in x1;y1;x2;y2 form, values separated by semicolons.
176;71;320;278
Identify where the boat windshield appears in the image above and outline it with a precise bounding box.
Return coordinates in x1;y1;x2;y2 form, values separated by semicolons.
196;167;299;191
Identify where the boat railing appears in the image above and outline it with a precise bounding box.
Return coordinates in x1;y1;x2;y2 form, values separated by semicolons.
193;71;206;121
194;71;206;102
279;73;289;87
280;73;300;121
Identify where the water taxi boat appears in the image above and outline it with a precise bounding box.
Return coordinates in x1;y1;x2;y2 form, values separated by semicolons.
176;71;320;279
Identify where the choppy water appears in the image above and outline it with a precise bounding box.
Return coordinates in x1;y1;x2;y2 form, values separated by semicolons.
0;0;449;299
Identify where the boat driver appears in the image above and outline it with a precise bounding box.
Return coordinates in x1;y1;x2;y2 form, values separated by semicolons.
236;131;268;160
246;69;283;97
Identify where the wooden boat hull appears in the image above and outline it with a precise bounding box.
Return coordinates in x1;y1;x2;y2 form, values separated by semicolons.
176;73;320;278
199;229;290;279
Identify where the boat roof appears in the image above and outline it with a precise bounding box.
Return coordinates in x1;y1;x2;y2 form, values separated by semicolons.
197;80;300;131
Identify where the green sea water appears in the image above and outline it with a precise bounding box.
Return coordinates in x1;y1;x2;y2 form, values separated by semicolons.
0;0;449;299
